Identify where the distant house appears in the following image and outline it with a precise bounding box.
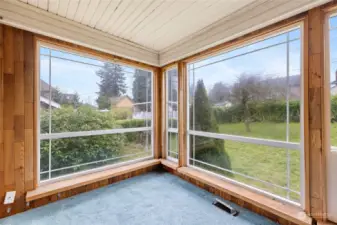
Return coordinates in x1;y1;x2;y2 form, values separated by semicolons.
40;80;60;109
110;96;134;109
39;80;81;109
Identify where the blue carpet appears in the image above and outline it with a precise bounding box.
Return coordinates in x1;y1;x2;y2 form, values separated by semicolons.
0;172;276;225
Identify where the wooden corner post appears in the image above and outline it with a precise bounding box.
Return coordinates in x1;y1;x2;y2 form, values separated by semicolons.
153;68;162;159
306;6;327;221
178;62;187;167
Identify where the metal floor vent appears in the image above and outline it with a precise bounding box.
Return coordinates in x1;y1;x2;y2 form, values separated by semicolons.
213;198;239;217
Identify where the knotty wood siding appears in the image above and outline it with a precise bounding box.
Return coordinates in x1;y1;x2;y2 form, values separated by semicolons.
0;24;36;218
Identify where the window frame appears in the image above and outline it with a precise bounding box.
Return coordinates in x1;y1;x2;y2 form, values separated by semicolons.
165;67;179;162
36;40;155;185
185;23;306;207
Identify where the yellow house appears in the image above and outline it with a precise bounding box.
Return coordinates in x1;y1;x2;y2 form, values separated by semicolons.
110;96;134;109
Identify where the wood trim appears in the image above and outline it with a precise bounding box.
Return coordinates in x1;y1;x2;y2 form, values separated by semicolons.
161;69;167;159
153;68;162;159
171;166;312;225
321;0;337;12
26;159;161;202
303;15;311;215
307;6;327;221
160;159;178;171
178;62;187;167
35;35;159;72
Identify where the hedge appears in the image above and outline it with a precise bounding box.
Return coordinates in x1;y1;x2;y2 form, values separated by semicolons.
213;100;301;124
40;106;150;179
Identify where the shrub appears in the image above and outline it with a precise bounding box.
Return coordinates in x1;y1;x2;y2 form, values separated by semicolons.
191;80;231;174
213;100;301;124
40;105;126;176
112;107;132;120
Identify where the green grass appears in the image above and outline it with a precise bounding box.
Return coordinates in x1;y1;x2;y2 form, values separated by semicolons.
218;122;301;202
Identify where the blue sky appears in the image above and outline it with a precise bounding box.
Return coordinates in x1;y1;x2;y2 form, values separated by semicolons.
40;16;337;106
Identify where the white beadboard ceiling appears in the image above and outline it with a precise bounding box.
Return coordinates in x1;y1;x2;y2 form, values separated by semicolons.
0;0;332;66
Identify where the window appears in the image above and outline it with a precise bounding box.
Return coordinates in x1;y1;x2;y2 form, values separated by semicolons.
329;15;337;151
39;45;153;182
187;27;302;204
166;68;178;160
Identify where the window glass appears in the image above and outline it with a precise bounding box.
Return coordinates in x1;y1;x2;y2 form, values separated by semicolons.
39;46;153;181
188;27;301;203
330;16;337;149
166;68;178;160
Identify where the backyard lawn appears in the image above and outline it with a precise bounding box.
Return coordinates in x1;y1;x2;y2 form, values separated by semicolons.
190;122;337;202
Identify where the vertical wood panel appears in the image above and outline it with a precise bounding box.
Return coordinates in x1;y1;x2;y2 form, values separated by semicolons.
0;25;35;218
153;68;162;159
3;26;14;74
178;62;187;167
307;7;327;221
161;69;167;159
0;24;4;218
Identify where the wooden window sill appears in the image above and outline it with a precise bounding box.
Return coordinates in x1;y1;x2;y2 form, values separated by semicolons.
26;159;161;202
177;167;312;225
160;159;178;170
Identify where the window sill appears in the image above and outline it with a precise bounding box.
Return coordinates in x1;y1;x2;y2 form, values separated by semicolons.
160;159;179;170
26;159;161;202
177;167;312;225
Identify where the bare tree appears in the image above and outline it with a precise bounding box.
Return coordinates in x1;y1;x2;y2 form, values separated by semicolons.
230;74;271;132
209;82;231;105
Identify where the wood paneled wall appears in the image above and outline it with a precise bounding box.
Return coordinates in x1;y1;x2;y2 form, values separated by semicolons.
0;24;36;217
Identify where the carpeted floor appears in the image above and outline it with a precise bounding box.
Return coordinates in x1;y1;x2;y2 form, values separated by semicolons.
0;172;276;225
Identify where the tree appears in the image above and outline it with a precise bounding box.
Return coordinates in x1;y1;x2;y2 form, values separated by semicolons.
209;82;230;104
191;79;231;173
96;63;127;109
132;69;151;111
230;74;269;132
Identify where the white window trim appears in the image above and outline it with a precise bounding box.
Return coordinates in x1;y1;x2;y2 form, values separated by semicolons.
37;41;155;185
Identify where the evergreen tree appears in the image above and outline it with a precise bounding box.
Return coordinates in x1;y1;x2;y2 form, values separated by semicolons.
132;69;151;111
190;79;231;173
96;63;127;109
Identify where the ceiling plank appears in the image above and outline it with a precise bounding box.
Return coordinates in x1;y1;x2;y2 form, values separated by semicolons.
37;0;48;10
87;0;111;28
27;0;38;7
114;0;155;37
81;0;101;24
123;0;175;40
105;0;144;34
73;0;90;23
57;0;69;17
102;0;133;33
48;0;59;14
66;0;80;20
94;0;121;30
153;0;255;50
117;0;163;38
130;0;195;49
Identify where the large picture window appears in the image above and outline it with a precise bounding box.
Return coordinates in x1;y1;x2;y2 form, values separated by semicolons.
166;68;178;160
187;27;302;204
39;45;153;182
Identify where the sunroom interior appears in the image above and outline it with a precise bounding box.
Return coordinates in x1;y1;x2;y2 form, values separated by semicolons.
0;0;337;224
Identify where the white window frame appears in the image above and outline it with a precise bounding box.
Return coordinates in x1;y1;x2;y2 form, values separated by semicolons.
36;41;154;185
186;24;305;208
166;68;179;162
